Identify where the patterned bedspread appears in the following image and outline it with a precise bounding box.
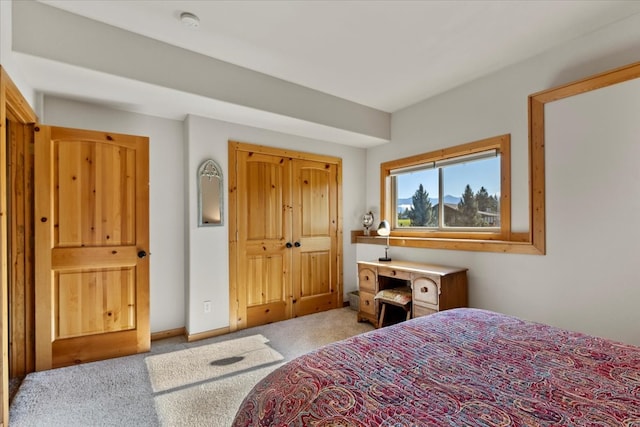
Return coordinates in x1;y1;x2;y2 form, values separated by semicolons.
232;308;640;426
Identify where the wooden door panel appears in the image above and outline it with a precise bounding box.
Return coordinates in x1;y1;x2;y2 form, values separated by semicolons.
236;150;291;328
54;140;136;247
300;251;330;296
52;330;140;368
246;303;287;328
294;295;335;316
300;167;331;236
244;253;288;327
293;160;338;317
296;250;335;315
35;125;149;370
52;246;137;270
246;255;285;306
244;156;286;240
56;268;135;339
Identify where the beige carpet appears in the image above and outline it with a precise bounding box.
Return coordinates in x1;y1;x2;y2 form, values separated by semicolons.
155;363;283;426
9;307;374;426
146;334;283;392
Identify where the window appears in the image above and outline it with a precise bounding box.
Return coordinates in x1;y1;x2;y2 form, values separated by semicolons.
381;134;511;240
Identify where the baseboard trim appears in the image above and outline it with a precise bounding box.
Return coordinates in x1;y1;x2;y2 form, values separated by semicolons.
150;327;186;341
152;325;233;343
187;326;231;342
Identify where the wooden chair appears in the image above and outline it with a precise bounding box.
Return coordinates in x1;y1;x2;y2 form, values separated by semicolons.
374;286;412;328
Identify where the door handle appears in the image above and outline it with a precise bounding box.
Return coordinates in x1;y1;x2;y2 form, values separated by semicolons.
294;242;301;247
137;250;147;259
285;242;293;248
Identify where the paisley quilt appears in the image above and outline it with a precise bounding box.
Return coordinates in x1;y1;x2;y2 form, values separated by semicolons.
233;308;640;426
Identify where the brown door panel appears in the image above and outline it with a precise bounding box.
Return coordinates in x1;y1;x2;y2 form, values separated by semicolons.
34;125;149;371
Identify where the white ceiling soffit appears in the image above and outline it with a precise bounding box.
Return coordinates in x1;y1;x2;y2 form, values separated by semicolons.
12;1;390;147
16;54;387;148
12;1;640;147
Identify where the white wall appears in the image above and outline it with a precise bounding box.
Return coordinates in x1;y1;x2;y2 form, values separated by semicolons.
42;97;186;333
39;98;366;336
360;13;640;345
2;67;368;345
184;114;366;334
0;0;35;106
34;10;640;345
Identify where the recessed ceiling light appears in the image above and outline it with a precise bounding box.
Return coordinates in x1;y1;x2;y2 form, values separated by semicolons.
180;12;200;28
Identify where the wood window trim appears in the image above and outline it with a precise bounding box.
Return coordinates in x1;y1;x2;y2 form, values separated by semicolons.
380;134;510;241
356;60;640;255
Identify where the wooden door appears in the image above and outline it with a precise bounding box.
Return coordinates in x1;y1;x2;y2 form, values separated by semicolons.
229;141;342;331
34;125;150;370
1;65;38;427
291;159;339;316
236;150;292;328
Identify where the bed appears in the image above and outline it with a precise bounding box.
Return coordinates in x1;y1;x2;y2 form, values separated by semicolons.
233;308;640;426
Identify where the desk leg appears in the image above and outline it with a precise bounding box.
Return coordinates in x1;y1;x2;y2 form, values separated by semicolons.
378;303;386;328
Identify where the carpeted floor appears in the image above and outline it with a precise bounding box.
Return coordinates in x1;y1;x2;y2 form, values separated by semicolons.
9;307;373;426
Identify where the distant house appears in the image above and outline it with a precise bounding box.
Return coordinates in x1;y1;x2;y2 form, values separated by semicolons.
478;211;499;226
432;203;499;227
431;203;461;225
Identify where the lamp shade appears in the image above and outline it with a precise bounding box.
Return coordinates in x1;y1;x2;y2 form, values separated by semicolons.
377;220;391;261
377;220;391;237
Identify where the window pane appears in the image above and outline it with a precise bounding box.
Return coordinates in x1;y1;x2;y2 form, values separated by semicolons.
442;156;500;227
395;169;439;227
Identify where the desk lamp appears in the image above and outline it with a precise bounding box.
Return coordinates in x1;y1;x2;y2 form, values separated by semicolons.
377;220;391;262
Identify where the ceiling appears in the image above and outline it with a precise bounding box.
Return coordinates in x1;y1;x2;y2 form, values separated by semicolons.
10;1;640;145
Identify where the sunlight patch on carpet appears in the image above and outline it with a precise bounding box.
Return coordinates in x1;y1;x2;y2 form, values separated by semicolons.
154;363;283;427
145;334;283;392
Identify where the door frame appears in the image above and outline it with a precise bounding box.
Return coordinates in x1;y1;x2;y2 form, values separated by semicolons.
228;141;343;332
1;66;38;426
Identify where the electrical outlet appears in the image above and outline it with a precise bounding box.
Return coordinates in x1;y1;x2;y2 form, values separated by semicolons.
203;300;212;313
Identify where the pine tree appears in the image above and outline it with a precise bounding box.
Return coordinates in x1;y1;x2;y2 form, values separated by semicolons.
407;184;433;226
475;186;500;226
457;184;480;226
491;195;499;213
476;186;491;212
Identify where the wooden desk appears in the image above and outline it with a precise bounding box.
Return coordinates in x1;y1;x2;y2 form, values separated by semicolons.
357;260;468;327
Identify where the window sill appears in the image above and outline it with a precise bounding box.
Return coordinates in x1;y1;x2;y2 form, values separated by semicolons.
351;230;542;255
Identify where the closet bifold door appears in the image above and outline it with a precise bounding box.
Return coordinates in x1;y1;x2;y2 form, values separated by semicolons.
229;141;342;331
236;150;292;328
291;159;339;317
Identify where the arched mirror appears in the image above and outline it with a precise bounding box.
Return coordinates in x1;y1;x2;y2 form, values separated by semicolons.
198;159;223;226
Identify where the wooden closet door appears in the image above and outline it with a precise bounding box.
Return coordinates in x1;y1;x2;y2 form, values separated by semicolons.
230;141;342;331
34;125;150;370
291;159;339;317
236;150;292;328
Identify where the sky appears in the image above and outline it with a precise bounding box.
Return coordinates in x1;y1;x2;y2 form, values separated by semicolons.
397;157;500;200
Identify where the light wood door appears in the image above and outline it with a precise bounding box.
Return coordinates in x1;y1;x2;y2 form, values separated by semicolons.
1;66;38;427
229;142;342;331
292;159;339;316
34;125;150;370
237;150;292;328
